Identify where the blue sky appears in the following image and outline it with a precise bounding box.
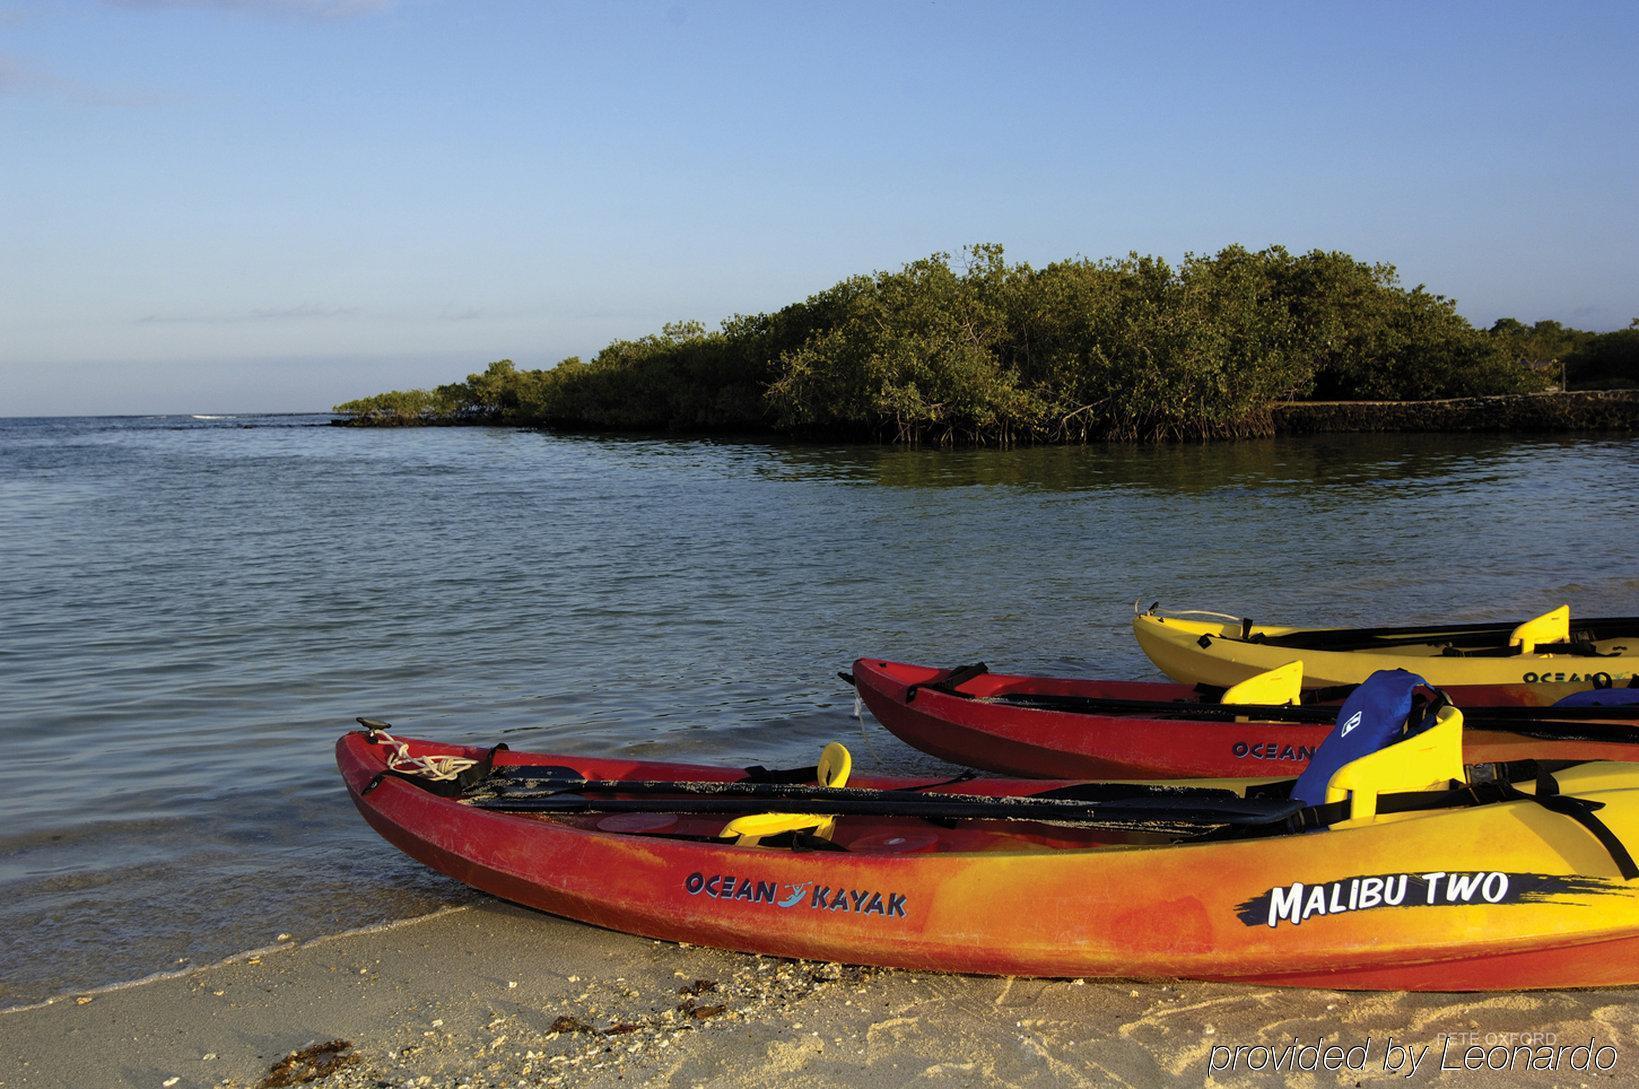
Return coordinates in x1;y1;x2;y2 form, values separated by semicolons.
3;0;1636;414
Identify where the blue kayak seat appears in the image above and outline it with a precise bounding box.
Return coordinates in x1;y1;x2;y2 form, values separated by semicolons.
1553;685;1639;708
1291;668;1443;807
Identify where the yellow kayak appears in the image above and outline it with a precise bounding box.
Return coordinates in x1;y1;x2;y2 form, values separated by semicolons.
1133;604;1639;700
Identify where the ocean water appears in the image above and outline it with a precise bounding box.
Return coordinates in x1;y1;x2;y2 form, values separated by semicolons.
1;414;1636;1005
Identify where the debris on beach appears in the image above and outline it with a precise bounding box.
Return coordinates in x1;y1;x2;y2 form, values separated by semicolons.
518;956;881;1086
239;955;886;1088
256;1039;359;1088
548;1015;595;1035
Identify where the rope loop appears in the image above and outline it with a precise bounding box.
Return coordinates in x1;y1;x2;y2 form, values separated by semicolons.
372;729;479;782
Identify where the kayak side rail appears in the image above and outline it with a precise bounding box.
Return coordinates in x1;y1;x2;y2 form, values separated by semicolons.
465;790;1302;835
1247;617;1639;654
978;690;1639;734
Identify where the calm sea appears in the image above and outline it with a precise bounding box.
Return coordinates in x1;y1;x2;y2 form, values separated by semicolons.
1;414;1636;1005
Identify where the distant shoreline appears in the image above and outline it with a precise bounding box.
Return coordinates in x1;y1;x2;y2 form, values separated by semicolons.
332;389;1639;441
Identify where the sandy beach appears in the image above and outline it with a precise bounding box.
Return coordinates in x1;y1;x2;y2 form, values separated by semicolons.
4;899;1634;1089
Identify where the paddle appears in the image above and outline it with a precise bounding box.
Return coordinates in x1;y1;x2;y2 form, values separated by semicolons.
981;692;1639;740
469;770;1246;804
465;783;1303;834
1247;615;1639;653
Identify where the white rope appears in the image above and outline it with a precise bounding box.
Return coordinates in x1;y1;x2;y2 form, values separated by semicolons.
1136;600;1248;625
1160;609;1248;623
372;729;478;781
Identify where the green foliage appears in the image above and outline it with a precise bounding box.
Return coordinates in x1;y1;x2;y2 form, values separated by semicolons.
1487;318;1593;369
334;244;1571;442
1481;317;1638;391
333;385;464;424
1562;322;1639;389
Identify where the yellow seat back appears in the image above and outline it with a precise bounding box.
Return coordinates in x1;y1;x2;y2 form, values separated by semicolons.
1221;660;1303;706
1324;705;1465;828
721;742;852;847
816;741;851;788
719;811;837;843
1509;605;1569;654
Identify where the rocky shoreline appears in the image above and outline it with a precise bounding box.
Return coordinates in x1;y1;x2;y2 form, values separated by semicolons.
1272;389;1639;434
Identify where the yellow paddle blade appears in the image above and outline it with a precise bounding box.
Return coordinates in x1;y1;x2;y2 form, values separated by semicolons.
1509;605;1570;654
1220;660;1304;706
817;741;852;788
718;812;837;847
1325;706;1465;828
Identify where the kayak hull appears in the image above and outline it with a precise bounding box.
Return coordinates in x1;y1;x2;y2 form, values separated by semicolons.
338;732;1639;990
1133;613;1639;695
853;658;1639;779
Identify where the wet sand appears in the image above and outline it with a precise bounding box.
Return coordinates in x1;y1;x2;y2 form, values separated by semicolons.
3;901;1634;1089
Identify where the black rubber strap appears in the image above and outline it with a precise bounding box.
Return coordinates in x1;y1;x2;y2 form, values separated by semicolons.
763;830;849;853
1282;762;1638;881
890;769;979;793
1510;762;1639;880
742;764;823;784
906;662;988;702
1280;786;1467;832
1533;794;1639;879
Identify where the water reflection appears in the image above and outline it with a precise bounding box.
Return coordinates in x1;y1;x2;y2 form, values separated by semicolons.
753;433;1637;496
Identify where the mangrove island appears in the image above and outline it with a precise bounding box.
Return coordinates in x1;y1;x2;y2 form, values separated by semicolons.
335;245;1639;443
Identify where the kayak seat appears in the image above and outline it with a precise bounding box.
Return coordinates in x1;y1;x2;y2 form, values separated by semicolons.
1554;684;1639;708
1220;660;1303;706
1509;605;1570;654
1290;668;1462;823
721;742;852;847
1322;705;1465;829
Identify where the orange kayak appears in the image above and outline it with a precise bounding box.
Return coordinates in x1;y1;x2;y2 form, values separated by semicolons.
339;725;1639;990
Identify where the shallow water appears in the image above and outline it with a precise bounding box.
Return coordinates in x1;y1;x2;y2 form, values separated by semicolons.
1;415;1635;1004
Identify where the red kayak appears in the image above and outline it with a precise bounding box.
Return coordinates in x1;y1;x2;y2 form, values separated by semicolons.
851;659;1639;779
